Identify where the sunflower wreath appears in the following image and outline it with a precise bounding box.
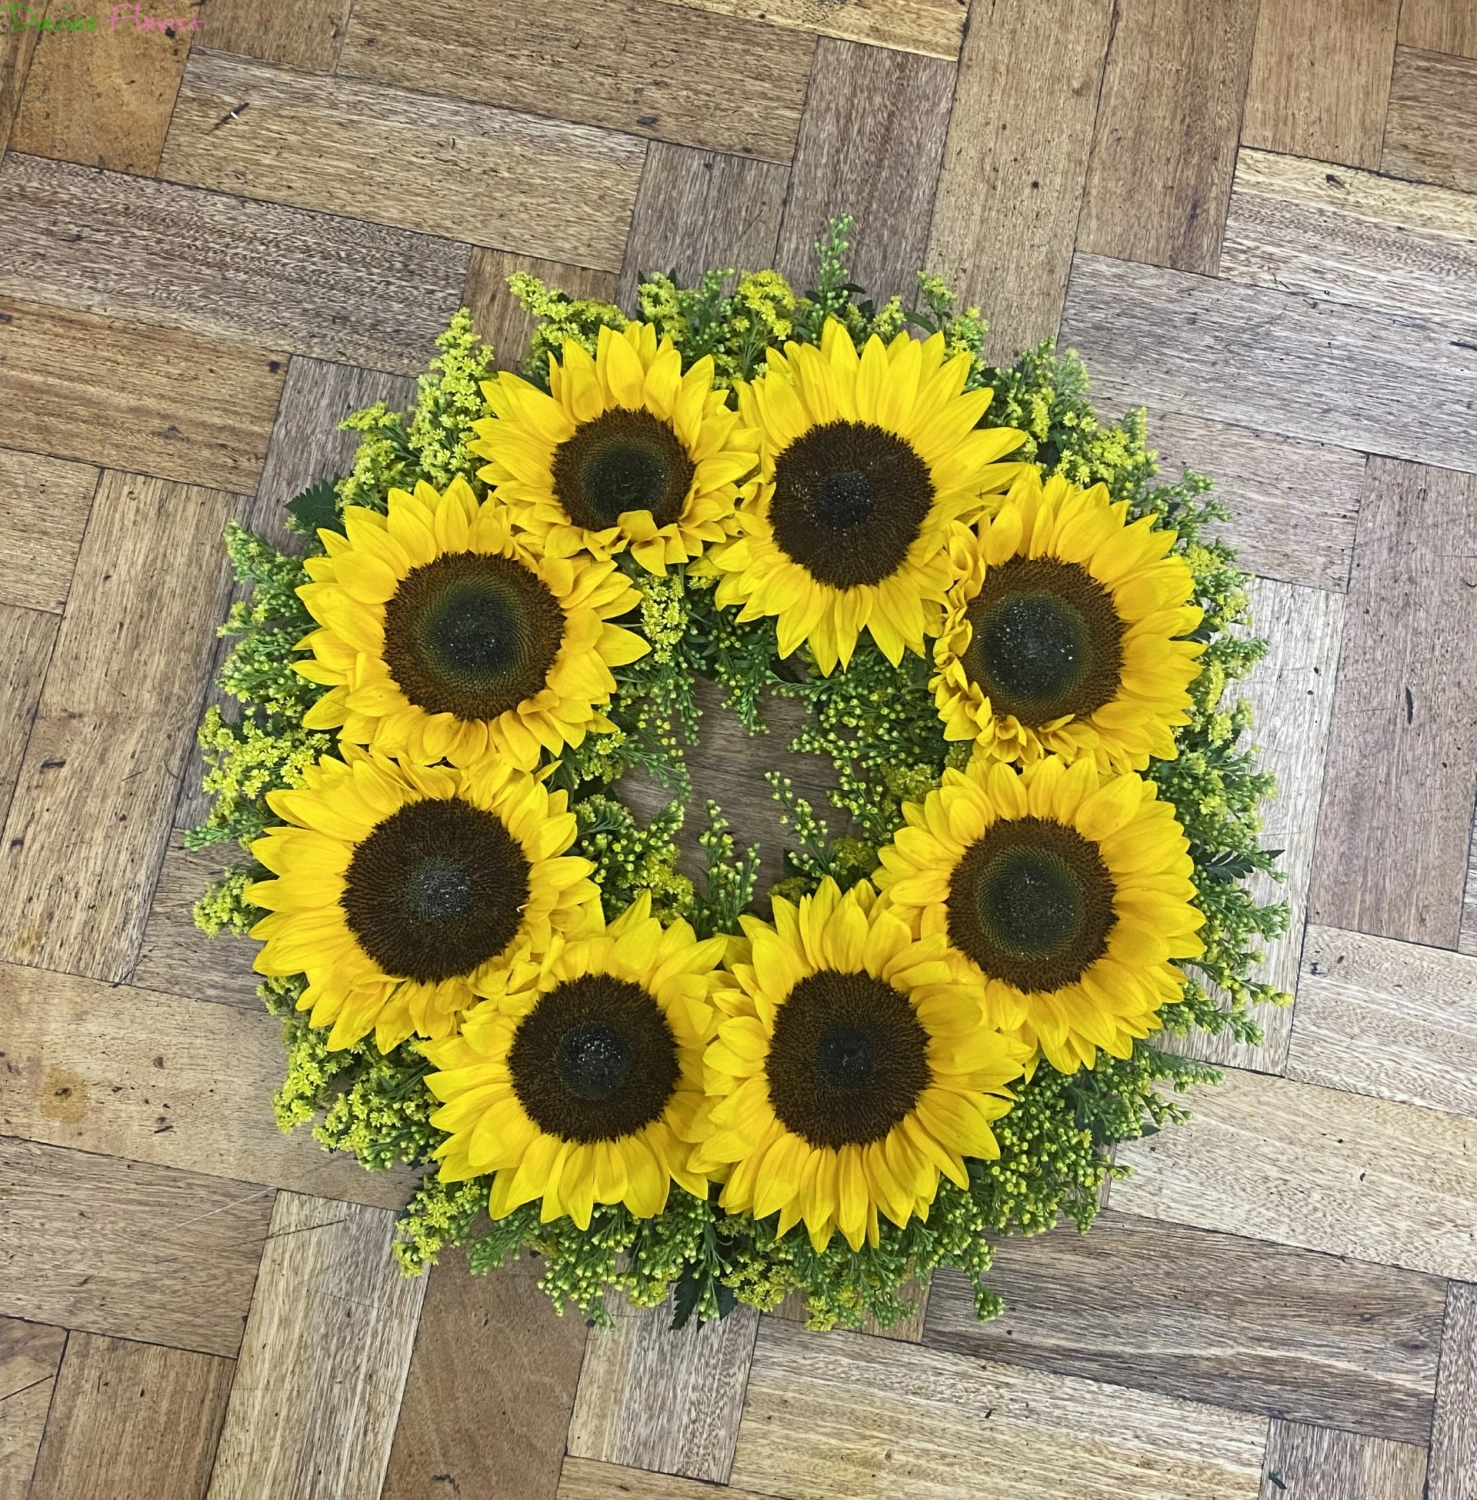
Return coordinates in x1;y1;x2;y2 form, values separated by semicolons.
192;219;1287;1331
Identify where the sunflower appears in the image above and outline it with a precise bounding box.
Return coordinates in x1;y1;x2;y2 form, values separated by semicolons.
470;323;761;573
294;476;648;770
875;755;1204;1073
423;894;725;1229
248;746;598;1051
692;879;1029;1252
932;469;1204;770
706;320;1025;675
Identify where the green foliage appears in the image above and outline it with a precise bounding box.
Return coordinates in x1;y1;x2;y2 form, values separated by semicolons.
507;271;629;384
637;267;798;386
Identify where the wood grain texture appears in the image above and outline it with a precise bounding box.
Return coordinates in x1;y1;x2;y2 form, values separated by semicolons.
0;154;472;375
655;0;967;56
1112;1066;1477;1280
567;1296;760;1483
1310;460;1477;948
0;5;41;157
29;1332;234;1500
1465;825;1477;956
1382;46;1477;192
729;1318;1266;1500
773;1277;932;1342
927;0;1114;363
161;50;646;272
0;472;238;982
0;297;284;491
1221;150;1477;339
1430;1281;1477;1500
206;1193;427;1500
924;1210;1445;1444
11;4;191;173
382;1253;588;1500
205;0;353;69
1168;579;1345;1073
0;959;415;1209
0;1317;66;1499
1077;0;1260;274
618;143;788;312
775;38;955;305
0;605;56;832
1290;925;1477;1114
1399;0;1477;56
558;1457;770;1499
1260;1420;1428;1500
465;251;620;373
0;1136;272;1356
1058;255;1477;474
1241;0;1402;169
0;446;95;614
339;0;814;163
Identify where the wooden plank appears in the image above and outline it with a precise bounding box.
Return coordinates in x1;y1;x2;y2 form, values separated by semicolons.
205;1192;427;1500
0;447;96;614
0;605;57;832
927;0;1114;363
924;1211;1445;1445
1260;1420;1428;1500
567;1296;760;1484
0;4;41;157
1240;0;1402;170
0;959;415;1209
774;39;955;305
1430;1281;1477;1500
382;1253;589;1500
1112;1066;1477;1280
10;7;191;175
160;51;646;273
1382;46;1477;192
0;1317;67;1499
1058;255;1477;475
1399;0;1477;57
618;143;787;312
1221;150;1477;340
0;1136;272;1356
729;1319;1266;1500
204;0;354;70
1290;926;1477;1115
0;154;472;377
1310;460;1477;948
654;0;967;57
558;1457;771;1499
1167;579;1345;1073
772;1277;932;1342
1464;826;1477;956
1077;0;1260;275
464;250;620;373
0;471;240;983
29;1332;234;1500
0;297;284;491
338;0;815;164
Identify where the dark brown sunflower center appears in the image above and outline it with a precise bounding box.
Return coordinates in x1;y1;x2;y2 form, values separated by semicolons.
551;408;695;531
961;556;1125;723
509;975;680;1143
766;969;931;1149
769;421;935;589
341;797;530;983
947;816;1116;992
382;551;565;723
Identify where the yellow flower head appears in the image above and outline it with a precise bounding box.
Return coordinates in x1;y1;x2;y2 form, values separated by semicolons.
875;755;1205;1073
424;893;726;1230
248;746;598;1051
707;320;1025;675
693;878;1030;1252
294;476;648;771
470;323;761;573
932;470;1204;770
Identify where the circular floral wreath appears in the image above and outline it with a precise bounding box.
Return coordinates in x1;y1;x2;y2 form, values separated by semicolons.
194;221;1286;1331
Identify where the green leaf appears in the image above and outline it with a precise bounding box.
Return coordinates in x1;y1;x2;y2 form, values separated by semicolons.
285;479;340;536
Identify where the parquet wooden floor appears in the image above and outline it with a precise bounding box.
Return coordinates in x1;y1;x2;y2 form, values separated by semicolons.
0;1;1474;1496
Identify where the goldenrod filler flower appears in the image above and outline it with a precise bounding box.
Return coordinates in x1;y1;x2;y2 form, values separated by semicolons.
471;323;761;572
693;879;1029;1252
707;320;1025;674
248;747;597;1051
295;476;648;770
876;755;1204;1073
424;894;725;1229
932;470;1203;769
